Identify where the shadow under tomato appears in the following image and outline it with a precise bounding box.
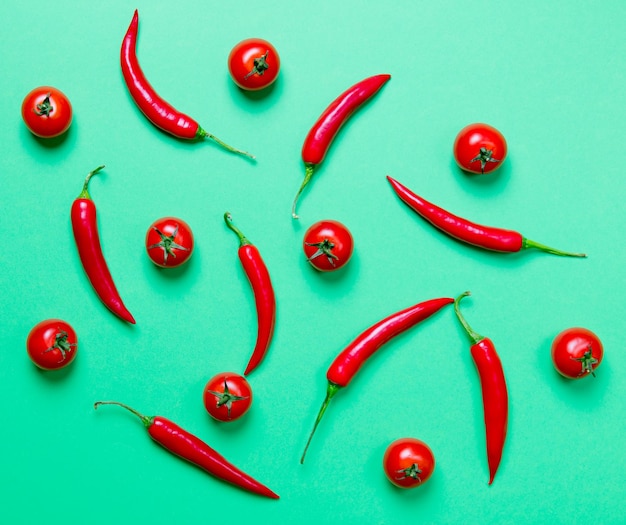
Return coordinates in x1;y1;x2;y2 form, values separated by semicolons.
227;73;281;103
30;126;72;148
31;360;77;382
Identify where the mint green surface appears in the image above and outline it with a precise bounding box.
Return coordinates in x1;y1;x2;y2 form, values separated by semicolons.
2;1;625;524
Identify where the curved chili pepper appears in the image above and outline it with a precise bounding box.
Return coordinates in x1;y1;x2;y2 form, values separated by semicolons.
94;401;279;499
291;73;391;218
454;292;508;485
121;10;253;159
387;175;586;257
224;212;276;376
300;296;453;464
71;166;135;324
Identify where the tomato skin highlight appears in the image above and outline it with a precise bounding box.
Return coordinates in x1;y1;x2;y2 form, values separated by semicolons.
26;319;78;370
303;219;354;272
228;38;280;91
551;327;603;379
145;217;194;268
21;86;72;138
383;438;435;488
453;123;507;174
203;372;253;422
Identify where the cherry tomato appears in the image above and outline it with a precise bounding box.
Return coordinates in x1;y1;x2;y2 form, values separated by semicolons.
453;123;507;174
551;327;603;379
303;219;354;272
145;217;194;268
228;38;280;91
21;86;73;138
26;319;78;370
203;372;253;422
383;438;435;489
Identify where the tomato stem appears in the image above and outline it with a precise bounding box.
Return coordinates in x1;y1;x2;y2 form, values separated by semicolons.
453;291;484;345
196;127;255;159
77;165;105;200
94;401;153;428
292;164;315;219
224;212;251;246
300;382;341;464
522;238;586;258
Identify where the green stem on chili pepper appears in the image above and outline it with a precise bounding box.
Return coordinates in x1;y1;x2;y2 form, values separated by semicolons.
300;383;341;464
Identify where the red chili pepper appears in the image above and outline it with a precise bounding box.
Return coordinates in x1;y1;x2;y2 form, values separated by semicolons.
71;166;135;324
94;401;279;499
291;73;391;218
121;10;253;159
224;212;276;376
300;296;453;463
387;175;586;257
454;292;508;485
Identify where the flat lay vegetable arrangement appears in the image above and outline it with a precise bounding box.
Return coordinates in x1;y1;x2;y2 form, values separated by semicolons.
7;2;624;524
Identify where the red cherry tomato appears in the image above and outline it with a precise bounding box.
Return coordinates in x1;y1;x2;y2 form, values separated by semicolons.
145;217;194;268
203;372;253;422
453;123;507;174
551;327;603;379
21;86;73;138
228;38;280;91
303;219;354;272
26;319;78;370
383;438;435;489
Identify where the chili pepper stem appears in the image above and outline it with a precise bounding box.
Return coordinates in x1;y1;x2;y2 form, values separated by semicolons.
454;292;484;345
522;238;586;258
224;212;251;246
77;165;105;200
292;164;315;219
94;401;153;428
300;382;341;464
196;127;255;159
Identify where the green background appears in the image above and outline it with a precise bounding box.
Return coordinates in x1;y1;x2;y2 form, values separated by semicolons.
2;1;624;523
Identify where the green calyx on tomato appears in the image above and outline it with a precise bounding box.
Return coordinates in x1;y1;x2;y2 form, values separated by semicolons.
396;463;423;482
470;147;501;173
45;330;77;361
305;238;339;267
206;380;250;419
572;346;599;377
35;93;54;116
244;51;269;79
148;225;190;264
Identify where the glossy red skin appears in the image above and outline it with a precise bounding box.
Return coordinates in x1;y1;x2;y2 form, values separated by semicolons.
453;123;507;174
387;176;524;252
327;297;454;387
225;214;276;375
228;38;280;91
383;438;435;488
121;10;200;139
26;319;77;370
302;74;391;166
238;244;276;374
147;416;277;497
303;220;354;272
551;327;603;379
145;217;194;268
471;337;508;485
203;372;253;422
71;171;135;324
22;86;72;138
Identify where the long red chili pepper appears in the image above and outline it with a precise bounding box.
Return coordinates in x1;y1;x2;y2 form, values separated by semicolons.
454;292;508;485
300;296;453;464
292;73;391;218
387;175;586;257
224;212;276;376
71;166;135;324
121;10;253;159
94;401;279;499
